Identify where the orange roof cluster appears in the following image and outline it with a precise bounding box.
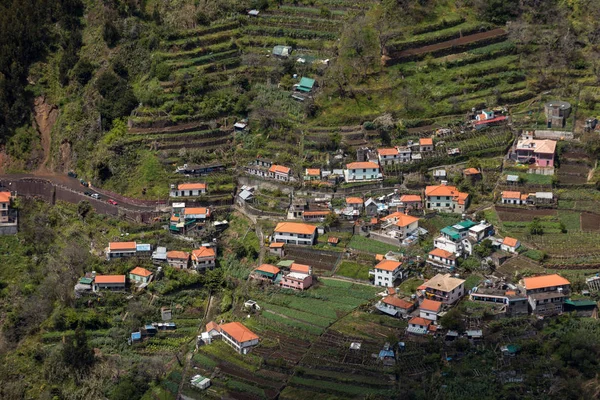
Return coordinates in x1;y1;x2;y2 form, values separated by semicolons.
346;197;364;204
274;222;316;235
420;299;442;313
109;241;137;251
419;137;433;146
290;263;311;274
177;183;206;190
167;250;190;260
94;275;126;284
383;296;414;309
463;168;480;175
0;192;11;203
269;164;291;174
346;161;380;169
378;148;399;156
219;322;259;343
255;264;280;275
192;247;216;259
409;317;430;327
399;194;421;202
306;168;321;176
429;248;456;259
375;259;402;272
502;237;519;247
130;267;153;277
523;274;570;290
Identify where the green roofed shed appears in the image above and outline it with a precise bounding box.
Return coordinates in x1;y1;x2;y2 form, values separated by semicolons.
79;277;93;285
441;227;460;241
297;77;315;93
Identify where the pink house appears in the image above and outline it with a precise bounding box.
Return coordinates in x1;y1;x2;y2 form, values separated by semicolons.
279;263;313;290
515;139;556;167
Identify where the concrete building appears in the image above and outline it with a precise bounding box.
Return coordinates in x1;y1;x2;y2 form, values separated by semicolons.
425;185;469;213
522;274;570;316
191;246;216;271
170;183;207;197
167;251;190;269
344;161;382;182
219;322;259;354
272;222;317;245
420;274;465;305
427;248;457;271
93;275;126;292
370;259;405;287
106;241;137;260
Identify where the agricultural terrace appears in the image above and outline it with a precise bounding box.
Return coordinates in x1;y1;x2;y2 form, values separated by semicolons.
191;278;392;399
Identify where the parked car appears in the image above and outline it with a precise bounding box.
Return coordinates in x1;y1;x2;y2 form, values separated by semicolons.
84;191;92;196
67;171;77;178
91;193;100;199
108;199;118;205
80;179;89;187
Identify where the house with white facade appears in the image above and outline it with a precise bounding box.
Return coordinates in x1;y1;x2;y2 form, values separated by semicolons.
427;248;457;271
377;148;401;165
397;146;412;162
425;185;469;213
419;299;443;321
420;274;465;305
419;137;434;152
106;241;137;260
272;222;317;245
192;246;217;270
501;237;520;253
501;191;529;205
370;259;405;287
375;296;416;317
269;164;292;181
344;161;382;182
219;322;260;354
379;212;420;240
170;183;207;197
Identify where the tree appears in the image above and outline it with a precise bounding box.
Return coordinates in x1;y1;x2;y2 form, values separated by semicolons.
62;323;95;374
440;308;464;332
474;239;494;258
529;218;544;235
324;212;339;228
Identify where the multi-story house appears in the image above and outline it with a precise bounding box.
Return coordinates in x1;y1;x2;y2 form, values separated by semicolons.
370;259;405;287
272;222;317;245
521;274;570;316
170;183;207;197
419;299;443;321
380;212;420;240
377;148;401;165
420;273;465;305
427;248;457;271
375;296;416;317
279;263;313;290
425;184;469;213
346;197;364;210
183;207;211;221
470;288;528;316
166;250;190;269
191;246;216;271
515;139;556;167
219;322;259;354
397;146;412;162
419;137;434;152
398;194;422;213
344;161;382;182
106;241;137;260
433;220;476;257
269;164;292;181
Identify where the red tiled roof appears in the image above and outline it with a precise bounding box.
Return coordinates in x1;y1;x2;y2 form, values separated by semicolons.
420;299;442;313
375;254;384;261
192;247;215;259
109;241;137;251
346;161;380;169
503;237;519;247
0;192;11;203
206;321;220;333
463;168;480;175
383;296;414;309
306;168;320;176
502;191;522;199
269;164;291;174
378;148;398;156
346;197;364;204
178;183;206;190
419;138;433;146
375;259;402;272
256;264;280;275
523;274;570;290
130;267;153;277
219;322;259;343
167;250;189;260
400;194;421;203
409;317;430;327
274;222;316;235
327;237;339;244
474;115;507;126
184;207;210;216
429;248;456;260
290;263;311;274
303;210;330;216
94;275;126;284
269;242;285;248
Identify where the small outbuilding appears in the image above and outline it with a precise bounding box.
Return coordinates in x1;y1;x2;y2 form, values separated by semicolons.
191;375;211;390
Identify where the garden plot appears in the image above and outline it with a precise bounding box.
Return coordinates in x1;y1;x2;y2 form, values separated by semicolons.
283;246;341;274
495;206;556;222
581;212;600;232
557;162;590;184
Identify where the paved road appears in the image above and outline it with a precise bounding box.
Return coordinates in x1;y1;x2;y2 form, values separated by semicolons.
0;172;166;216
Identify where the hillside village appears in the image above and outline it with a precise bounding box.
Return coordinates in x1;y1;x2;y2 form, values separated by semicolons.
4;0;600;399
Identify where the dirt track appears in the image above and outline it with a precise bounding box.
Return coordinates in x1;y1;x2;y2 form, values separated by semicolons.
395;28;507;58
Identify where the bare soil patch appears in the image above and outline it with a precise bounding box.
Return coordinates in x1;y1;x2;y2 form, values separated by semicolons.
581;212;600;232
496;206;556;222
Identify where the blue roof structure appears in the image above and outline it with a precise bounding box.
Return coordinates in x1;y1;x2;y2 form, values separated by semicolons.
131;332;141;340
136;244;151;251
378;349;395;359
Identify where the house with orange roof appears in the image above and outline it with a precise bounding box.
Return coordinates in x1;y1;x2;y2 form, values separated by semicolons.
191;246;216;271
170;182;207;197
344;161;382;183
272;222;317;245
269;241;285;257
252;264;281;283
129;267;154;285
419;299;443;321
183;207;211;220
106;241;138;260
398;194;422;213
501;191;529;205
379;212;420;240
245;158;294;182
407;316;431;335
0;191;17;230
304;168;321;182
269;164;292;181
279;263;313;290
167;250;190;269
219;322;259;354
377;147;410;166
370;259;405;287
515;138;556;167
92;274;126;292
425;184;470;213
419;137;434;152
521;274;570;316
463;168;482;182
500;237;520;253
375;296;416;317
427;248;457;271
420;273;465;305
345;197;364;210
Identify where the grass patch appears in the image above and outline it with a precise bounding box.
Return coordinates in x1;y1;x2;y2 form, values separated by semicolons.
557;210;581;231
335;261;371;280
464;274;483;290
523;249;545;261
398;277;424;295
261;311;325;335
348;236;400;254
